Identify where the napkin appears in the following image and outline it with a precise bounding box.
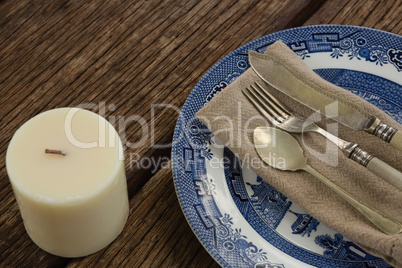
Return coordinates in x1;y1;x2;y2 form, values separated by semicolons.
196;41;402;267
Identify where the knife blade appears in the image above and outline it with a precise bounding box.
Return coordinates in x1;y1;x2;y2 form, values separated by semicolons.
249;42;402;151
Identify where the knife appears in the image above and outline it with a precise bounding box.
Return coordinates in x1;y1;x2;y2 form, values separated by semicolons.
248;41;402;152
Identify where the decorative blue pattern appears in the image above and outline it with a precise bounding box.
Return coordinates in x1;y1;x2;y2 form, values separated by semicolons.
288;211;319;237
248;180;290;229
388;49;402;71
314;69;402;121
172;25;400;268
314;233;389;267
182;124;283;268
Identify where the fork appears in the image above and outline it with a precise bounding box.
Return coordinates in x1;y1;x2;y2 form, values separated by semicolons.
243;82;402;190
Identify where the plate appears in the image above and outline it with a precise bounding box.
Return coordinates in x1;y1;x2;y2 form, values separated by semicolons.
171;25;402;267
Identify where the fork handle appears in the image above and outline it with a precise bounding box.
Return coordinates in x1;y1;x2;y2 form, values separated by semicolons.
315;128;402;190
304;165;402;235
366;157;402;191
349;146;402;191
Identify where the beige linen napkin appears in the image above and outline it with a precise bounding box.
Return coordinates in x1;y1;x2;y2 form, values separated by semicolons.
196;41;402;267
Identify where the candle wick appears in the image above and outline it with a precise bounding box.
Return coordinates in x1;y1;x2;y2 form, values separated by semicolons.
45;149;66;156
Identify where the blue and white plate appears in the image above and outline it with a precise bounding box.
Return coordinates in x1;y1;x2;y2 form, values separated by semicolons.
171;25;402;268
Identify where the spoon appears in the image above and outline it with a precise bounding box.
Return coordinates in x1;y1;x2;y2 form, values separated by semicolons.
253;126;402;235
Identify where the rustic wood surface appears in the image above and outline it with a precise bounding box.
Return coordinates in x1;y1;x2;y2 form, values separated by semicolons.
0;0;401;267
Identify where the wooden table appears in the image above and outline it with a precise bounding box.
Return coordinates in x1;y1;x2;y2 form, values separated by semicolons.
0;0;401;267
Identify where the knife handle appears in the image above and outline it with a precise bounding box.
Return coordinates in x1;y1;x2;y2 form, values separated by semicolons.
366;119;401;151
349;146;402;191
390;131;402;152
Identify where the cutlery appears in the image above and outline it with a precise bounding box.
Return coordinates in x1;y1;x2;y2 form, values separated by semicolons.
253;126;402;235
248;42;402;151
243;82;402;191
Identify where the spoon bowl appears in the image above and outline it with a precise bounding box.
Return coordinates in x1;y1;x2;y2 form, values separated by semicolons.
254;126;306;171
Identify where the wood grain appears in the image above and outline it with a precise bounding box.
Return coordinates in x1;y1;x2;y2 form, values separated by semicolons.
0;0;401;267
67;163;219;267
305;0;402;35
0;0;323;266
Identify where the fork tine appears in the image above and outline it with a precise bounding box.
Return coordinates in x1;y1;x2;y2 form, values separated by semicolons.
253;82;291;119
250;84;287;122
245;83;287;123
242;86;284;124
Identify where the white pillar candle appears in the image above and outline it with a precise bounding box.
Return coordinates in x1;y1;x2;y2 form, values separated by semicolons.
6;108;129;257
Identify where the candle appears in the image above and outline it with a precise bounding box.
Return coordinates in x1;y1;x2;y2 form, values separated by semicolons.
6;108;129;257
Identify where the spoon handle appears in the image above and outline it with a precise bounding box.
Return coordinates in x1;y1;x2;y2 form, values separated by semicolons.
304;165;402;235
